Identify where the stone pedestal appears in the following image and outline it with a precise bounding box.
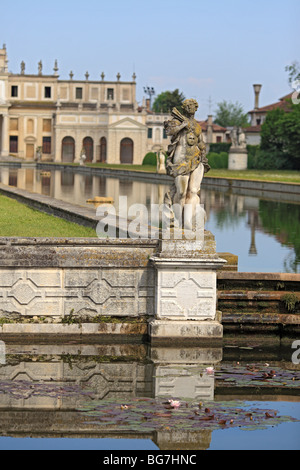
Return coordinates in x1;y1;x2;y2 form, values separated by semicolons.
150;345;222;400
149;231;226;343
228;147;248;170
150;340;223;449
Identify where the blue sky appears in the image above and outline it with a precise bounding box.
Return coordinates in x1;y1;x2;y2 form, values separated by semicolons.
2;0;299;119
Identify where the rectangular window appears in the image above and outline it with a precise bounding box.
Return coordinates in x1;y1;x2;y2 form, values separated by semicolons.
163;129;168;139
216;136;222;143
122;88;130;100
43;119;52;132
107;88;114;100
76;87;83;99
10;118;19;131
9;136;18;153
44;86;51;98
148;128;153;139
11;86;18;97
91;87;98;100
42;137;51;154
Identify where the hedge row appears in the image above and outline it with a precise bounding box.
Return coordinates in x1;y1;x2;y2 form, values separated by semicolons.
142;146;296;170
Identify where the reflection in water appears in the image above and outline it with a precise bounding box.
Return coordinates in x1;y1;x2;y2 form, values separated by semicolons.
0;343;299;450
0;166;299;272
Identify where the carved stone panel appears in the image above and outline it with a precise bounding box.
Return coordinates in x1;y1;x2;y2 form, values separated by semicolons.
156;269;216;320
0;267;155;319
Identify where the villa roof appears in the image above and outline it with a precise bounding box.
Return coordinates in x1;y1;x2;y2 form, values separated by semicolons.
244;124;262;133
249;92;293;114
198;120;227;132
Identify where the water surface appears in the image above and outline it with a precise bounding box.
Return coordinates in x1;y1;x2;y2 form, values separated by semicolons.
0;166;299;272
0;342;299;451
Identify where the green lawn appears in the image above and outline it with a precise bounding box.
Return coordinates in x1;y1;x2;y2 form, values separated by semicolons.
208;169;300;183
0;194;97;238
87;164;300;183
42;161;300;183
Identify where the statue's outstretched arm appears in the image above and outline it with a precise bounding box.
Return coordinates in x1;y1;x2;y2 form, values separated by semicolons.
165;119;188;137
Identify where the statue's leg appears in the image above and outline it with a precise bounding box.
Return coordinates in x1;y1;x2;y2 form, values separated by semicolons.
186;163;204;204
184;164;205;230
173;175;189;227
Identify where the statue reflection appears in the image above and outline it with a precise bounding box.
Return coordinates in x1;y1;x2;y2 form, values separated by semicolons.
0;343;222;450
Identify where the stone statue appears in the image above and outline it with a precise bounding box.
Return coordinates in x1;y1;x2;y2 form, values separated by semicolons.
163;98;210;230
238;127;247;149
35;146;42;162
230;127;238;147
157;149;166;174
230;126;247;149
228;126;248;170
80;148;87;166
38;60;43;75
20;61;25;75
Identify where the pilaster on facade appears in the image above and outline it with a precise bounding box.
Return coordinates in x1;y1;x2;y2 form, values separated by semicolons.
0;112;9;157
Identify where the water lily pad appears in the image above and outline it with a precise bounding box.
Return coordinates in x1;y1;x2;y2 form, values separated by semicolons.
78;397;299;433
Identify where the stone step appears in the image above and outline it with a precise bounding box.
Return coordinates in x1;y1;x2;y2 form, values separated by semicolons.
217;272;300;291
218;290;300;314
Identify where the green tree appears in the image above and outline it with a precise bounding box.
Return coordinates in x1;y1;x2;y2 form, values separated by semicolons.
260;107;286;152
260;100;300;169
285;61;300;87
152;89;185;113
214;100;250;128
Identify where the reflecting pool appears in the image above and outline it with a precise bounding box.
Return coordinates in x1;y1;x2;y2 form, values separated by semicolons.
0;341;299;450
0;165;299;273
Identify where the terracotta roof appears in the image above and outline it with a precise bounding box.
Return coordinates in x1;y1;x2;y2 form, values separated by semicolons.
279;92;294;100
249;92;293;114
244;125;261;133
198;120;227;132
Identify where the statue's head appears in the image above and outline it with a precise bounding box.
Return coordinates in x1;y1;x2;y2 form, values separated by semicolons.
182;99;199;114
186;132;196;146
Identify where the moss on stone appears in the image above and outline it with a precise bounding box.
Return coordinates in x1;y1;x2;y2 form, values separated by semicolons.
282;293;300;313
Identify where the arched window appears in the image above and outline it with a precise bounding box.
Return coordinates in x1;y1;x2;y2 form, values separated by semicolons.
100;137;107;162
120;138;134;164
62;136;75;163
83;137;94;162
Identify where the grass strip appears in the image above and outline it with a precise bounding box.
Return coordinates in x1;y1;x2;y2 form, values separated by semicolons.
0;194;97;237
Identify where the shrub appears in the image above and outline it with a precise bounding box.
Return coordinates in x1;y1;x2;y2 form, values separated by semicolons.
252;149;295;170
207;151;228;169
208;143;231;153
142;152;157;166
246;145;259;169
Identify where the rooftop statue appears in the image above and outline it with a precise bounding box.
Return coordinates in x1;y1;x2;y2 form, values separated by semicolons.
38;60;43;75
163;98;210;231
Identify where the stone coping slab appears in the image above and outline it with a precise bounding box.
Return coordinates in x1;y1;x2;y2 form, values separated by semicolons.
0;322;148;344
149;320;223;346
0;236;159;268
217;272;300;281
